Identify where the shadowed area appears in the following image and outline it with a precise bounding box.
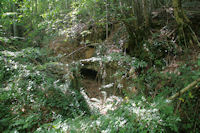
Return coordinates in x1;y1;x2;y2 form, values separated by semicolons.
80;68;98;80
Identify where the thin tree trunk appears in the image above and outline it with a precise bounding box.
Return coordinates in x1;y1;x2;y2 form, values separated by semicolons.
12;1;17;37
35;0;37;15
142;0;149;28
106;0;108;40
32;0;34;14
65;0;68;9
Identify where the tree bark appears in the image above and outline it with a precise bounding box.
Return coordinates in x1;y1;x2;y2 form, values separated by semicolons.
172;0;198;46
106;0;108;40
11;1;17;37
142;0;150;28
123;0;149;59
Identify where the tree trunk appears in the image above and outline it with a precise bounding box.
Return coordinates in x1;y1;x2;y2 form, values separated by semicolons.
123;0;149;59
172;0;198;46
142;0;150;28
111;0;151;59
65;0;68;9
11;1;17;37
106;0;108;40
35;0;37;15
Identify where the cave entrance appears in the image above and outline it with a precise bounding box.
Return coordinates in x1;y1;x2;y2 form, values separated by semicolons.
80;68;98;80
80;68;103;98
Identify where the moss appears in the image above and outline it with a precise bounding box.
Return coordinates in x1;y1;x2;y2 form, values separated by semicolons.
172;0;198;46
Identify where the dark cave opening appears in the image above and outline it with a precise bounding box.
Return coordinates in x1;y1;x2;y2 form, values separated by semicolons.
80;68;98;80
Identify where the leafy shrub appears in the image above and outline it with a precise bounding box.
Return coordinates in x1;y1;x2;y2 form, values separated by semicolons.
36;96;180;133
0;48;90;132
134;54;200;132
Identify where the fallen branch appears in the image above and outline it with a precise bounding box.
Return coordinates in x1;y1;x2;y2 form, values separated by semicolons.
168;78;200;100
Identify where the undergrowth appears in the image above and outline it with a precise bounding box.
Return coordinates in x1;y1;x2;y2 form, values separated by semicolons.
0;47;90;132
0;42;199;132
36;97;180;133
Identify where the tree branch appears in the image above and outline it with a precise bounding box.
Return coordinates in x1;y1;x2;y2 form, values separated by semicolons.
168;78;200;100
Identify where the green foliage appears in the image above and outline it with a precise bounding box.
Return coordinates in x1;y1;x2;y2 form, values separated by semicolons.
0;47;90;132
36;97;180;133
133;54;200;132
0;0;199;132
144;34;178;68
